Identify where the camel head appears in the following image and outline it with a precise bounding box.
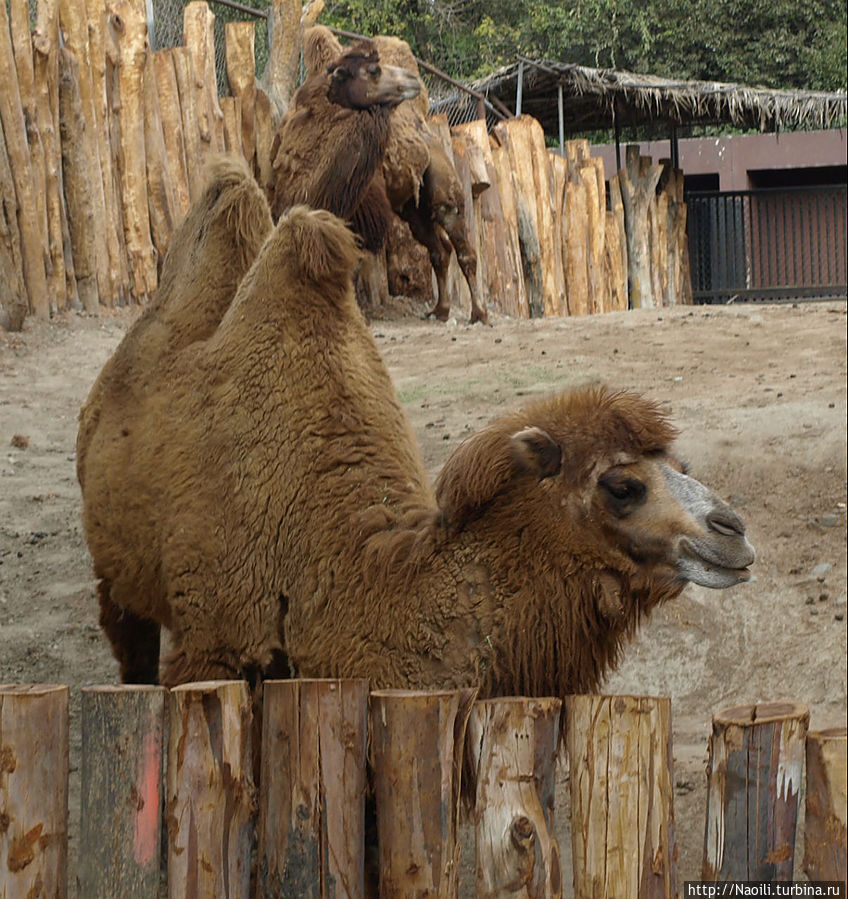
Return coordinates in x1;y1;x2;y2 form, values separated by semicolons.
326;40;421;110
436;386;755;603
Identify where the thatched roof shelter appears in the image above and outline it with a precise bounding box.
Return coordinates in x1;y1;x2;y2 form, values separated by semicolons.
434;57;847;136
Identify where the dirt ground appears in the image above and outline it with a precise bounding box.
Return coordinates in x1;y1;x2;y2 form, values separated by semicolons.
1;298;846;893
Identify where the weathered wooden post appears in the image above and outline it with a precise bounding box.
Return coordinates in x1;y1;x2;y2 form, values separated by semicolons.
370;688;477;897
702;701;809;881
468;697;563;898
0;684;69;897
78;685;166;897
167;680;256;899
258;678;369;897
619;144;663;309
565;694;677;899
803;727;847;882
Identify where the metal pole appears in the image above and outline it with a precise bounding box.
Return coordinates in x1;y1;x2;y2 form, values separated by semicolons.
516;60;524;116
558;83;565;155
671;122;679;169
614;102;622;172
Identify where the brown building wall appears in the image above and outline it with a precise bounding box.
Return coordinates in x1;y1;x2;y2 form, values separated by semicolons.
591;129;847;190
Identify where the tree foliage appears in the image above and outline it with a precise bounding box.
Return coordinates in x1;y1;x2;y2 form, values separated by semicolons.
320;0;847;90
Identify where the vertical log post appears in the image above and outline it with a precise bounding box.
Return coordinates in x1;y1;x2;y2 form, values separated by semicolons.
143;54;177;265
490;135;530;318
702;701;809;881
370;688;477;897
226;21;257;167
78;685;166;897
59;0;110;300
606;173;629;311
258;678;369;896
183;1;225;156
619;145;663;309
167;680;256;899
171;47;205;203
152;50;191;220
468;697;563;898
86;0;130;303
108;0;158;299
33;0;69;312
803;727;847;882
0;684;69;897
566;695;677;899
0;0;50;319
59;47;101;312
0;104;29;331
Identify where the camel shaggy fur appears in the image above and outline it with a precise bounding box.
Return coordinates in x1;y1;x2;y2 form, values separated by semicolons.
79;178;755;697
268;31;420;252
275;26;487;324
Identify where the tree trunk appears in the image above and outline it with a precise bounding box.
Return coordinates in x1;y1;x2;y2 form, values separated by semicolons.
152;49;191;221
0;684;69;897
78;686;166;897
258;679;369;896
109;0;157;300
59;48;101;313
0;0;50;319
702;701;809;881
167;681;256;899
183;1;225;157
369;688;477;897
171;46;205;203
468;697;563;898
226;21;257;168
86;0;129;304
33;0;69;312
143;53;177;268
566;695;677;899
803;727;847;882
619;144;663;309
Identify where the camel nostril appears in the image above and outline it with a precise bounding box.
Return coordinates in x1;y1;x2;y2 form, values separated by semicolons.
707;510;745;537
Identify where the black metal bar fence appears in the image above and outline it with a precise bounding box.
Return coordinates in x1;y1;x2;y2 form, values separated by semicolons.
686;185;848;303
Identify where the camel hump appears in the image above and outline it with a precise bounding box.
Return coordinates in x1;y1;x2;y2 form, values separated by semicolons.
270;206;362;290
303;24;344;75
202;152;254;189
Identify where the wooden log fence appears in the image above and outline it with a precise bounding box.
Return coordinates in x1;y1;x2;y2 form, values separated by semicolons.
1;0;693;330
2;683;842;897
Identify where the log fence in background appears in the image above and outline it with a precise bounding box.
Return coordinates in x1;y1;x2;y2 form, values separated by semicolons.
0;0;693;330
3;682;841;897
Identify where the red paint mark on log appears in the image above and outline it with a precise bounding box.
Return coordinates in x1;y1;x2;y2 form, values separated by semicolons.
133;729;162;869
8;823;43;872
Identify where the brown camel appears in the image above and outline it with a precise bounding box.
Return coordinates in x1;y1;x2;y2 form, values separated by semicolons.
77;176;755;697
268;30;420;253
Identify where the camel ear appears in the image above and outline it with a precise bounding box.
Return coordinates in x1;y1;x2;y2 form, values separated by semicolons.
436;426;561;532
510;427;562;480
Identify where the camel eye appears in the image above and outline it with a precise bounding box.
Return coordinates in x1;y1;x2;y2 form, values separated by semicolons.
366;64;381;77
330;66;350;81
599;473;647;513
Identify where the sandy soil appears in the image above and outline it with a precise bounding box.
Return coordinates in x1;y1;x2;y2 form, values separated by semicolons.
1;299;846;892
